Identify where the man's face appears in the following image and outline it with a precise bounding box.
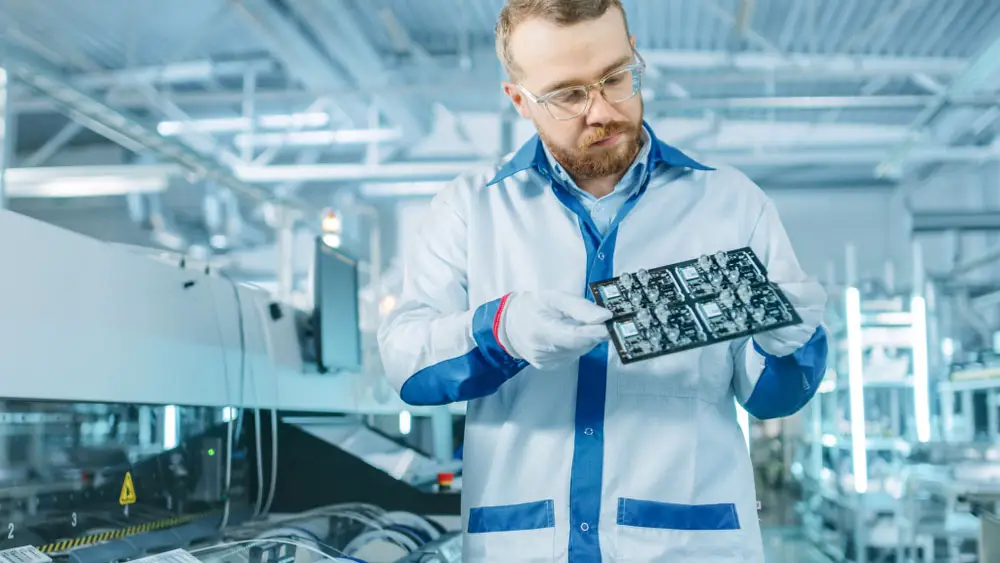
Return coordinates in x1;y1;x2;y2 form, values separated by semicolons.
504;9;643;181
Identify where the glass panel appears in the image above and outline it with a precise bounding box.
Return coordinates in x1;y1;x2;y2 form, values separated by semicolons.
0;400;242;554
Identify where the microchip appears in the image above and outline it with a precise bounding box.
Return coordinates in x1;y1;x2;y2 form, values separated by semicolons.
701;302;723;318
599;284;621;300
616;320;639;338
681;266;700;280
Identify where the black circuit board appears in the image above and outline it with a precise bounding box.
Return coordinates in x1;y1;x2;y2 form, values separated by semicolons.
589;247;802;364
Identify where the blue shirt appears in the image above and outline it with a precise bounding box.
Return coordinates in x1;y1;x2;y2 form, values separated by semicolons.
541;126;653;236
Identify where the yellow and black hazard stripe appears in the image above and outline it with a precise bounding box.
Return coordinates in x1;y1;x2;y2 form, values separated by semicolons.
38;513;207;553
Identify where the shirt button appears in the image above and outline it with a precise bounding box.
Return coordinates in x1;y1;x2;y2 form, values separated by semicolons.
580;522;590;532
584;427;594;436
597;252;605;261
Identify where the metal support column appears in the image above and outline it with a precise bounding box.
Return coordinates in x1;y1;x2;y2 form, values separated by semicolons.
499;107;514;156
277;207;295;302
0;68;14;209
430;408;454;463
241;69;257;163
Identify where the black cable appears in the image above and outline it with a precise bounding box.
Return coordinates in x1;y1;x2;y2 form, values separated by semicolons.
221;272;248;443
218;273;248;529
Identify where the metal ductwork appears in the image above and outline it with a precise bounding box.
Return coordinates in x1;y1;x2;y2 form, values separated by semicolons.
126;191;189;252
202;183;270;251
911;210;1000;232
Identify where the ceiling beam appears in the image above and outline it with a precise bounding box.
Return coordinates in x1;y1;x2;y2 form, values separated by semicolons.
283;0;432;146
0;45;311;210
232;0;369;121
230;145;999;184
641;50;968;76
878;30;1000;177
646;94;1000;112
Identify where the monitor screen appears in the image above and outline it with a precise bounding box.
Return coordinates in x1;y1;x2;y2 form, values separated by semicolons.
314;238;362;373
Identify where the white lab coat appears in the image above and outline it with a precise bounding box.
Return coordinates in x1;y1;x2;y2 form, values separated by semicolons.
378;123;828;563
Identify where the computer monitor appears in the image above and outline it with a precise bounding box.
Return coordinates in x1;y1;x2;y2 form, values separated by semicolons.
313;238;362;373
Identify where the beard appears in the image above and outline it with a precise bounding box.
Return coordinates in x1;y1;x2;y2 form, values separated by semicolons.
539;115;643;181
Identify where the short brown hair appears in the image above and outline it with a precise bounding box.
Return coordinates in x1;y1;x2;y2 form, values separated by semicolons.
495;0;629;79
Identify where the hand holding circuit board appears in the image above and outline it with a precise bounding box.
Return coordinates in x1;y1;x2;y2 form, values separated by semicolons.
589;247;802;364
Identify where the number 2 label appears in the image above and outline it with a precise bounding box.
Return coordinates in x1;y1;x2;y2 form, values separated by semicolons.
7;522;13;539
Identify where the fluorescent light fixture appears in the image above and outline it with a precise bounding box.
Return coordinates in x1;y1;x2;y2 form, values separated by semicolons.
321;233;341;248
163;405;178;450
233;128;403;148
821;434;838;447
222;407;237;422
379;294;398;317
845;287;868;493
911;296;931;442
321;214;342;233
157;112;331;136
399;410;412;435
818;377;837;393
735;399;750;451
360;181;445;198
5;165;175;198
942;337;955;359
19;176;168;198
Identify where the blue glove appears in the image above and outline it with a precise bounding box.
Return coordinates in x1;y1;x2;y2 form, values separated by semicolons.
754;279;826;357
497;290;612;370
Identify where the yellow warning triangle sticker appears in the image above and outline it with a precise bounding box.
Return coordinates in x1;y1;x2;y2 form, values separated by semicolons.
119;472;137;505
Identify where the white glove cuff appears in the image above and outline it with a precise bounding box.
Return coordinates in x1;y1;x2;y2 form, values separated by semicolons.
495;293;520;359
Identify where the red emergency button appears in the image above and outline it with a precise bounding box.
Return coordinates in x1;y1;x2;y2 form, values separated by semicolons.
437;472;454;489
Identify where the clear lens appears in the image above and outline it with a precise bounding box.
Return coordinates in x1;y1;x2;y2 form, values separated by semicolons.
602;68;638;102
542;66;642;121
546;88;590;120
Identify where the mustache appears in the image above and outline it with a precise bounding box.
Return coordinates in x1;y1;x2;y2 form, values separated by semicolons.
580;122;636;148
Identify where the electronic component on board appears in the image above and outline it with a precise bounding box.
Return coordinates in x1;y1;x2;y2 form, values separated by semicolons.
589;247;801;364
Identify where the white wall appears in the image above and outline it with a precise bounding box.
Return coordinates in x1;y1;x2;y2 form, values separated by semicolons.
767;186;902;284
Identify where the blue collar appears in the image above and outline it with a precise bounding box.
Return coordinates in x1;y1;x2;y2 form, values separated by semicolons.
486;120;713;186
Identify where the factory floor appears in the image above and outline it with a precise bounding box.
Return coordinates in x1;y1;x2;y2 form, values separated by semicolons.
759;484;831;563
762;527;829;563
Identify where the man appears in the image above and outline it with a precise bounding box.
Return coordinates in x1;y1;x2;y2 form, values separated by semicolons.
377;1;828;561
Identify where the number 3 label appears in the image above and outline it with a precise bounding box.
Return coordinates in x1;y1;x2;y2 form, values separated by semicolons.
72;513;78;527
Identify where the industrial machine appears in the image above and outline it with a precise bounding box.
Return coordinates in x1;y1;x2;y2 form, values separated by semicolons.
0;209;463;562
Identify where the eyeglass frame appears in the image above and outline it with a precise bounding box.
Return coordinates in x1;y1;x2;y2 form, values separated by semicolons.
517;49;647;121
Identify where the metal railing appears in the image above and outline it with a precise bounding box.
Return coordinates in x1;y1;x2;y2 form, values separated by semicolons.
980;508;1000;563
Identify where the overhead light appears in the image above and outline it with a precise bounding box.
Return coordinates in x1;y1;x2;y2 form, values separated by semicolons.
163;405;178;449
845;287;868;494
7;176;168;198
233;128;403;148
911;296;931;443
157;112;331;136
360;182;446;197
379;294;398;316
209;234;229;249
321;212;342;233
735;399;750;451
398;410;412;435
322;233;341;248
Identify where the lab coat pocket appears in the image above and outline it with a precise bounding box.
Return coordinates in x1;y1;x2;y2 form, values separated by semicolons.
614;497;749;562
465;499;556;562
